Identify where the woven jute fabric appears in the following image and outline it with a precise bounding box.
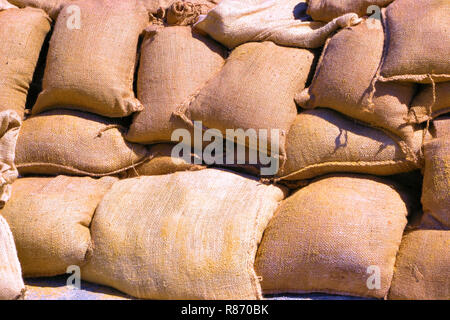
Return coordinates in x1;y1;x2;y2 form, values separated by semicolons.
379;0;450;83
181;41;315;162
0;7;51;118
408;83;450;124
296;18;416;150
277;109;420;181
306;0;394;22
194;0;361;49
126;26;226;144
255;174;409;299
0;215;25;300
388;229;449;300
0;110;22;207
15;110;149;177
32;0;148;118
82;169;286;299
7;0;69;19
0;176;117;277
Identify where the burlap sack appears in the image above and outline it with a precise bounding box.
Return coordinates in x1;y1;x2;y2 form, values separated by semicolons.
0;176;117;277
408;83;450;124
379;0;450;83
0;216;25;300
82;169;286;299
295;18;417;152
7;0;69;19
306;0;394;22
120;143;205;178
15;110;149;177
194;0;361;49
32;0;148;118
179;41;315;163
255;174;410;299
277;109;421;181
0;110;22;207
388;230;449;300
126;26;226;144
0;7;51;118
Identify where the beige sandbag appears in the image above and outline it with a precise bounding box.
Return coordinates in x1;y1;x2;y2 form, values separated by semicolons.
277;109;420;181
379;0;450;83
0;110;21;207
295;18;416;153
408;83;450;124
194;0;361;49
388;229;449;300
0;7;51;118
0;176;117;277
15;110;149;177
0;216;25;300
179;41;315;163
32;0;148;118
82;169;286;299
7;0;69;19
126;26;226;144
306;0;394;22
255;174;410;299
120;143;205;178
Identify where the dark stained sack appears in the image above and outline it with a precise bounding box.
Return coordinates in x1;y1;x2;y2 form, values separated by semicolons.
0;7;51;118
295;18;417;152
15;110;149;177
126;26;226;144
32;0;148;117
388;229;449;300
255;174;410;299
82;169;286;299
0;176;117;277
408;83;450;124
277;109;421;181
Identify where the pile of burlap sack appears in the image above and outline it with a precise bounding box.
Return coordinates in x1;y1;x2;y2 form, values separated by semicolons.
0;0;448;300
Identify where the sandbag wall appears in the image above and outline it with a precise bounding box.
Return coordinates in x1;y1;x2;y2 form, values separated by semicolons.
0;0;448;300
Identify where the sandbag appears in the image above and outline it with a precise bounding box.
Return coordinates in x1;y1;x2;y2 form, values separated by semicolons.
388;229;449;300
32;0;148;118
295;18;417;152
179;41;315;164
194;0;361;49
15;110;149;177
0;176;117;277
277;109;420;181
408;83;450;124
7;0;69;19
0;215;25;300
82;169;286;299
379;0;450;83
126;26;226;144
255;174;410;299
306;0;394;22
0;7;51;118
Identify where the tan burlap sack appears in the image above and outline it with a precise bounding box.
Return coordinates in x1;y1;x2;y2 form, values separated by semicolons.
126;26;226;144
420;124;450;229
0;110;22;207
15;110;149;177
295;18;416;153
7;0;69;19
178;41;315;163
0;7;51;118
121;144;205;178
0;176;117;277
255;174;410;299
0;216;25;300
408;83;450;124
82;169;286;299
32;0;148;118
306;0;394;22
277;109;421;181
388;229;449;300
194;0;361;49
379;0;450;83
